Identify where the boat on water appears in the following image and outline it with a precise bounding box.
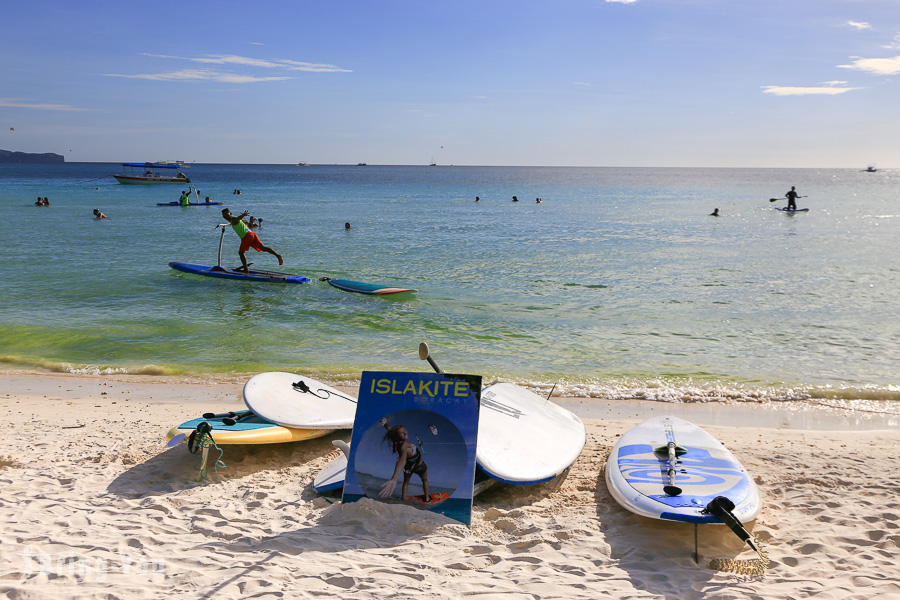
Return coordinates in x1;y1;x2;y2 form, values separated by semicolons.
114;162;191;185
297;161;309;166
864;165;877;172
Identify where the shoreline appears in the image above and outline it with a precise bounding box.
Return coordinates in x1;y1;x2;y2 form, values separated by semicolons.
1;370;898;598
2;369;898;432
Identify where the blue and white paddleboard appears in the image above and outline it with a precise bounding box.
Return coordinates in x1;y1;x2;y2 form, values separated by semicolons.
324;278;417;295
169;262;311;284
157;201;222;206
605;416;761;524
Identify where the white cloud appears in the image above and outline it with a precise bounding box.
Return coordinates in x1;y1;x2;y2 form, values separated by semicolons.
141;53;352;73
105;69;292;83
0;98;88;111
762;84;858;96
847;21;871;31
837;55;900;75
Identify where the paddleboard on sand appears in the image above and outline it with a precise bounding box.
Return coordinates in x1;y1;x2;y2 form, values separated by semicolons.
322;278;417;295
477;382;586;485
311;382;586;492
165;411;333;446
775;207;809;212
157;201;222;206
169;262;311;284
605;415;761;524
243;372;357;429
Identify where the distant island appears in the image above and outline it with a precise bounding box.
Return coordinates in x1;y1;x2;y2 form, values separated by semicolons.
0;150;65;164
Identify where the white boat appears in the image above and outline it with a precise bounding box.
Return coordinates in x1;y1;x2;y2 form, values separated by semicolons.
297;161;309;166
114;162;191;185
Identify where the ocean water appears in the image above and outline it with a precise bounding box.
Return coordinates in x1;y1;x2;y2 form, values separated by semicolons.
2;162;898;403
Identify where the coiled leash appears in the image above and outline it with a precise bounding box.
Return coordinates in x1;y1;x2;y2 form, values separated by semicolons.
187;422;226;482
702;496;769;576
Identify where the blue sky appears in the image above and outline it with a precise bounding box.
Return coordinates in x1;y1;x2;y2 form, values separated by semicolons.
2;0;899;167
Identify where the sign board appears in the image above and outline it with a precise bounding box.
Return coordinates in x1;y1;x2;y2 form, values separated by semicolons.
341;371;481;525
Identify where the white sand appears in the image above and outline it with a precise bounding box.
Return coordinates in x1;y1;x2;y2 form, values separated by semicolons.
1;371;899;599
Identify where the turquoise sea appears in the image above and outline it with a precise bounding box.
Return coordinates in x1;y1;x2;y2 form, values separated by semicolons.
2;162;898;404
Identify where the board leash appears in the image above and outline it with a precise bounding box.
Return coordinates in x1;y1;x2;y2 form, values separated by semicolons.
702;496;769;576
187;422;226;482
292;379;358;404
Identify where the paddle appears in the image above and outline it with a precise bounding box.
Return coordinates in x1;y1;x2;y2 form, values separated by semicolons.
202;410;248;420
418;342;443;374
223;411;254;426
769;196;805;202
663;441;683;496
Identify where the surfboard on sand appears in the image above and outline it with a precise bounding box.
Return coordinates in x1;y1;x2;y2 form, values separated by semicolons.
477;382;586;485
242;372;357;430
605;415;761;524
169;262;311;284
165;411;333;446
321;278;418;295
312;382;586;492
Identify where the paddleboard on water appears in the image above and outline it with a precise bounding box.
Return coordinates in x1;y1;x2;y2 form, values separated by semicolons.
775;207;809;212
156;201;223;206
165;411;333;445
169;262;311;284
605;416;761;524
243;372;358;429
311;382;586;492
323;278;418;295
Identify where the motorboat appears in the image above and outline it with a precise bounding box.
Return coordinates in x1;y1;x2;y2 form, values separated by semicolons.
114;162;191;184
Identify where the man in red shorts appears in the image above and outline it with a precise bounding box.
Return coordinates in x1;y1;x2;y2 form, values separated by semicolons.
221;208;283;272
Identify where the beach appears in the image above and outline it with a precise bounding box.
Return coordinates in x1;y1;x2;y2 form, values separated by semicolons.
1;371;898;599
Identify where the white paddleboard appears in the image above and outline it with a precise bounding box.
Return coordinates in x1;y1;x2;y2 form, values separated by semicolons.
243;372;357;429
605;416;761;524
477;382;586;484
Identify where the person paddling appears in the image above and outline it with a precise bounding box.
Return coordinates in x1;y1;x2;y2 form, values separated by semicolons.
221;208;283;272
785;186;802;211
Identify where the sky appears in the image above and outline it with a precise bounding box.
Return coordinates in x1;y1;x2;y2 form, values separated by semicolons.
2;0;899;167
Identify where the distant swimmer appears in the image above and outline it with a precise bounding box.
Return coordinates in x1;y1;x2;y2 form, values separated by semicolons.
248;216;260;228
785;186;802;211
233;189;242;195
42;197;49;206
536;197;542;203
221;208;283;271
35;197;43;206
475;196;480;202
204;196;213;203
709;208;719;216
179;191;190;206
93;209;108;219
345;222;351;230
512;195;519;202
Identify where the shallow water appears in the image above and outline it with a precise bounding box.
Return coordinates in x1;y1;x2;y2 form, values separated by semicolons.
2;163;898;403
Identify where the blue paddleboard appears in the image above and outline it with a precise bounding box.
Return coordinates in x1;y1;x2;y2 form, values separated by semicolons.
169;262;311;284
157;201;222;206
323;278;417;295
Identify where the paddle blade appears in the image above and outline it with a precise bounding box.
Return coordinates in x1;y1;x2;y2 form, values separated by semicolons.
418;342;430;360
769;198;780;202
167;433;186;447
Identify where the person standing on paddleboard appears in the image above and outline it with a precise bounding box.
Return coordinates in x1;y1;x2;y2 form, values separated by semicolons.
786;186;801;210
378;417;431;503
221;208;283;272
